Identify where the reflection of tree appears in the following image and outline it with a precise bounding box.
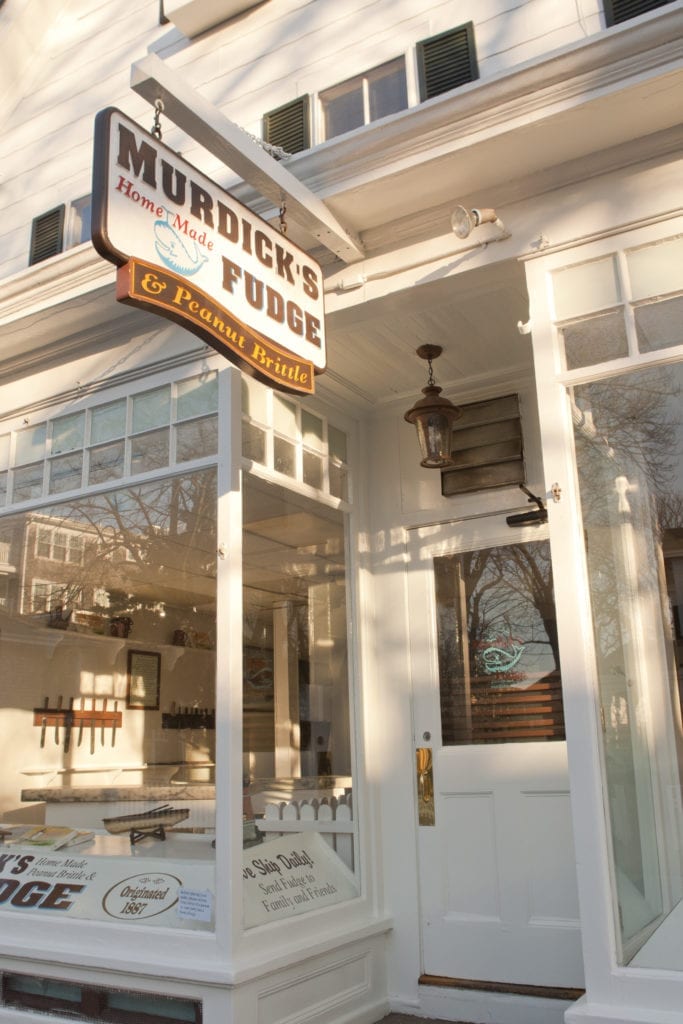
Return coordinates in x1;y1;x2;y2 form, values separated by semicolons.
573;367;683;663
462;544;559;675
436;540;563;744
9;469;217;620
574;369;680;497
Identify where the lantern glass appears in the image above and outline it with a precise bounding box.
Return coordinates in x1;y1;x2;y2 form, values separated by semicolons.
413;409;456;468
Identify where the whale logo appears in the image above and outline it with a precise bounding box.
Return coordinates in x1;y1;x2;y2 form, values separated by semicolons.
154;210;209;276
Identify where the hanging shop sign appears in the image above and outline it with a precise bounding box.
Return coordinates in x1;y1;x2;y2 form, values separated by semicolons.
92;108;325;395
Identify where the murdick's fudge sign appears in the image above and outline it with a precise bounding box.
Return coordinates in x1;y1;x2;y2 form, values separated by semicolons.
92;108;325;394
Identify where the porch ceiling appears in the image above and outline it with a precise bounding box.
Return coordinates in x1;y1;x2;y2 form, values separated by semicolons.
321;260;532;410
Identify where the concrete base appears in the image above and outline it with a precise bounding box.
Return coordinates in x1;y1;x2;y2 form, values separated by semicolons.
566;996;683;1024
391;984;575;1024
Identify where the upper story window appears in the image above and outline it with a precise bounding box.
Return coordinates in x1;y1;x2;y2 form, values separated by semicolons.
320;58;408;141
28;195;92;267
263;23;478;154
604;0;676;26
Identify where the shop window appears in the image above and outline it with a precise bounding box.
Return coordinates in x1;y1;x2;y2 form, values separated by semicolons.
242;475;359;925
1;971;201;1022
572;361;683;963
320;57;407;141
0;459;217;929
263;96;310;155
417;23;478;101
604;0;676;26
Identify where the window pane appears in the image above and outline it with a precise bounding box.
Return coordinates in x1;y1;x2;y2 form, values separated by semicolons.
0;435;10;472
242;477;358;926
175;415;218;462
274;436;296;477
12;463;44;502
132;385;170;433
49;452;83;494
0;470;217;928
435;541;564;745
130;428;169;474
70;194;92;246
329;461;348;501
273;395;297;436
322;83;364;139
302;411;323;452
303;450;323;489
627;236;683;300
0;473;7;506
328;426;347;464
176;372;218;421
242;421;266;464
52;411;85;455
561;310;628;370
572;364;683;964
91;399;126;445
242;376;268;423
15;425;46;467
368;58;407;120
88;441;125;484
635;295;683;353
552;256;620;320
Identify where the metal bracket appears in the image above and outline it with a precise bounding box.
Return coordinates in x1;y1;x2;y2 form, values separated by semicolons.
130;54;365;264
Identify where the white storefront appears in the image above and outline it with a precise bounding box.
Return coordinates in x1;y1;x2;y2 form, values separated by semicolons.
0;2;682;1023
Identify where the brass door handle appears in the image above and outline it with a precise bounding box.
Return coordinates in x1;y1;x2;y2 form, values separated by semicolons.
416;747;435;826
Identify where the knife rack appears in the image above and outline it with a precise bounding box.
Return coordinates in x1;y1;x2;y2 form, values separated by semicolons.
162;709;215;730
33;697;122;751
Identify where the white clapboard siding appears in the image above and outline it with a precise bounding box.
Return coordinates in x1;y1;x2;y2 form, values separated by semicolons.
258;794;356;872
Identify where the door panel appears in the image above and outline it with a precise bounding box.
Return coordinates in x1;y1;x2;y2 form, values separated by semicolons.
409;519;584;987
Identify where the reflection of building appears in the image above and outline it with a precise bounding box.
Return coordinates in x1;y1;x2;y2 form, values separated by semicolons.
0;3;682;1024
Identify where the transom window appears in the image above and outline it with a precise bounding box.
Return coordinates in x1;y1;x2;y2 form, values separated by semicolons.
241;376;349;501
0;371;219;509
550;234;683;373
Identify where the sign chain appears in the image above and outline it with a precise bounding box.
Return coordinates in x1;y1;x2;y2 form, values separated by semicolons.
279;198;288;235
152;99;164;140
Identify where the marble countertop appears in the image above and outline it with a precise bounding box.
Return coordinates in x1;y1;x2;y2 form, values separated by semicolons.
21;784;216;802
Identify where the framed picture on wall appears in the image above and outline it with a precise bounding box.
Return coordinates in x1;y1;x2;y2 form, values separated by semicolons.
126;650;161;710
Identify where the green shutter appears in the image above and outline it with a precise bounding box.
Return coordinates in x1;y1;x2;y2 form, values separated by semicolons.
29;206;65;265
417;23;478;102
263;96;310;155
604;0;674;25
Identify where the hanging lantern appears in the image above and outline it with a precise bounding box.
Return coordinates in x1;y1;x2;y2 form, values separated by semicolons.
404;345;461;469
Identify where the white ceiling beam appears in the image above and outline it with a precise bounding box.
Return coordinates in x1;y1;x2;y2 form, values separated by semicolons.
130;53;365;265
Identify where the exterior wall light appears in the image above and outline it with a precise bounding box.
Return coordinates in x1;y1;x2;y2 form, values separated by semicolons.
450;206;503;239
404;344;461;468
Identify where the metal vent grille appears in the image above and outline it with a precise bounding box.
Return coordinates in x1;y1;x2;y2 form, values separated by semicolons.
441;394;525;497
604;0;674;24
263;96;310;155
29;206;65;266
417;23;478;102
